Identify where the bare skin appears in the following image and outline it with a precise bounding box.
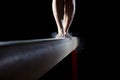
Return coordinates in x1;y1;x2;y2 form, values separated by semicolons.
52;0;75;39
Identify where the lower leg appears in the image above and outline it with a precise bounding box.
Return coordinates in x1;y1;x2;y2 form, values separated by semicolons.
52;0;64;37
63;0;75;37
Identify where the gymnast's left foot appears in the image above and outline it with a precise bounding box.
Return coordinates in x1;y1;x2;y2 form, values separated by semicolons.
55;33;65;39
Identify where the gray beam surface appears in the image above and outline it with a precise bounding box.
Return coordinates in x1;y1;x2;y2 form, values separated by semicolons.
0;37;79;80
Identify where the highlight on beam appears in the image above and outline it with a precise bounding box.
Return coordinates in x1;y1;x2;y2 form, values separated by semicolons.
0;37;79;80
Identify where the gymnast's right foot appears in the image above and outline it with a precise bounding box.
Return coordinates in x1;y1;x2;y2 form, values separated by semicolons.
64;33;72;39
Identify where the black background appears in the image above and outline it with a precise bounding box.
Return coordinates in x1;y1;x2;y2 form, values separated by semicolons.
0;0;112;80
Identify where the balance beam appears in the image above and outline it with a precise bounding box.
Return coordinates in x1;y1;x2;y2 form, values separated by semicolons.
0;37;79;80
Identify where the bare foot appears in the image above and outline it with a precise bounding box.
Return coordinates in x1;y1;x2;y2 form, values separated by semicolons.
55;33;65;39
64;33;72;39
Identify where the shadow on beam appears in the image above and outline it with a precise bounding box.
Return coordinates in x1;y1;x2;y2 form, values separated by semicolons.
0;37;79;80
